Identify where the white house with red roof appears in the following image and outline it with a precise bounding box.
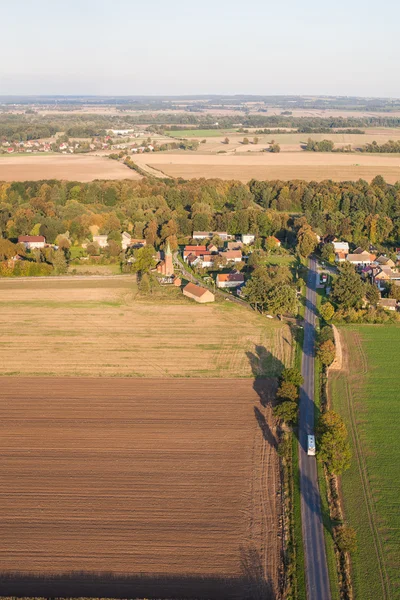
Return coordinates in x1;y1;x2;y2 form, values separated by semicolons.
18;235;46;249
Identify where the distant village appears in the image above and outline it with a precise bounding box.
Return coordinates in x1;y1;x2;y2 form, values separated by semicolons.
0;128;194;155
0;129;158;155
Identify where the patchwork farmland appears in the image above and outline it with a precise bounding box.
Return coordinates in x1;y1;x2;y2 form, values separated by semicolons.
329;326;400;600
0;377;280;600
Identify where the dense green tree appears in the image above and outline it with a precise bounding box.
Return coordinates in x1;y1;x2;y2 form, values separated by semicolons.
273;401;298;423
320;302;335;321
296;226;318;257
276;381;299;402
51;250;68;275
332;262;364;308
317;339;336;366
318;411;351;475
281;367;304;387
365;283;380;306
321;242;335;263
266;284;298;316
131;245;156;275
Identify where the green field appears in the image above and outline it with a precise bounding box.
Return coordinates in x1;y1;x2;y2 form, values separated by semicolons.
166;128;236;138
329;326;400;600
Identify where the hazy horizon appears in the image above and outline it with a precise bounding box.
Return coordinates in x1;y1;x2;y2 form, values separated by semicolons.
2;0;400;97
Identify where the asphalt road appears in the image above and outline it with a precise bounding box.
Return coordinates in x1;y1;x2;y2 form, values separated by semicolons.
298;257;331;600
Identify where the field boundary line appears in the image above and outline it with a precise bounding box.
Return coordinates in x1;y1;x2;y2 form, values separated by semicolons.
344;332;390;599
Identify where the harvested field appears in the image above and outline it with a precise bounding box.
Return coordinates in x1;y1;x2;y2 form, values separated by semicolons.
0;377;281;600
134;152;400;183
0;278;293;377
329;326;400;600
0;155;141;182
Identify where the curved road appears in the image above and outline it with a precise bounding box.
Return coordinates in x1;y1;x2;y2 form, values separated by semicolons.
299;257;331;600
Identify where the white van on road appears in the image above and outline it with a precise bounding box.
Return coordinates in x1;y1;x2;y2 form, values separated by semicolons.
307;435;316;456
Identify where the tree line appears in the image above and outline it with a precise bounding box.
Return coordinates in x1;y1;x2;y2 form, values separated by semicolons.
1;176;399;252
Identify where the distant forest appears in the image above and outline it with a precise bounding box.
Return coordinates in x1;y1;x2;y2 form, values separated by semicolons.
2;111;400;141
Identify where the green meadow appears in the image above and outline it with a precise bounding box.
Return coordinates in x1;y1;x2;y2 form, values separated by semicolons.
330;325;400;600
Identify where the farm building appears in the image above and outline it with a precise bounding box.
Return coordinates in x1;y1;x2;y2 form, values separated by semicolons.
183;283;215;303
216;273;245;289
18;235;46;250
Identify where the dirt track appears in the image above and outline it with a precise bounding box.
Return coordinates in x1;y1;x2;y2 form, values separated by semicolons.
0;378;281;599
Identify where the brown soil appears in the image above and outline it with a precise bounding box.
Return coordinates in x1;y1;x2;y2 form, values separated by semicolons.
0;377;281;600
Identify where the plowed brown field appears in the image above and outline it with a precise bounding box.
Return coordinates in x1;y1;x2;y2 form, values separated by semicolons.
0;377;280;600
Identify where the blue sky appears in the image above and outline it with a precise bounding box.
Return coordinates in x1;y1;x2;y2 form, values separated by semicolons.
1;0;399;97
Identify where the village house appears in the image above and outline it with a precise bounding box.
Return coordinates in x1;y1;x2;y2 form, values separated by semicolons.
216;273;245;289
207;243;219;254
197;252;214;268
374;255;396;268
183;245;207;261
374;267;400;290
121;231;131;250
183;282;215;303
335;251;347;263
332;241;349;254
378;298;398;311
93;235;108;248
129;238;146;248
227;240;244;251
219;250;243;263
346;251;376;268
266;236;281;247
18;235;46;250
193;231;229;241
241;234;255;245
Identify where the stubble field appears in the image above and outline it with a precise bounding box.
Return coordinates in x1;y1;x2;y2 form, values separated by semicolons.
0;154;142;182
134;151;400;183
329;326;400;600
0;278;293;378
0;377;280;600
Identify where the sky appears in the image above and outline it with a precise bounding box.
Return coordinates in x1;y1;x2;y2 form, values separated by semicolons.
1;0;399;97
